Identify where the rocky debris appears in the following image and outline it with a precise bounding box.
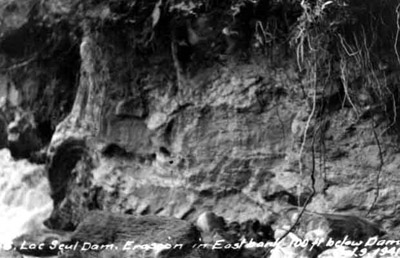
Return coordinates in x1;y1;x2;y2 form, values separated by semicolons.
268;209;386;258
304;212;385;242
272;208;385;242
238;219;275;243
191;210;383;258
269;232;319;258
192;211;276;257
57;211;200;258
195;211;275;244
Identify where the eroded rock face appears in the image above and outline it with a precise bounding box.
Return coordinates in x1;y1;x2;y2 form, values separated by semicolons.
2;0;400;250
44;24;400;238
46;28;305;229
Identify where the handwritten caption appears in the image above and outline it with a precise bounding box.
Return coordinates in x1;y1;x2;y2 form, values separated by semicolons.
2;236;400;256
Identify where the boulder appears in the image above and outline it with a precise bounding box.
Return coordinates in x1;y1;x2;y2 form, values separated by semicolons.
147;112;168;130
195;211;226;235
273;209;385;244
58;211;201;258
301;212;385;243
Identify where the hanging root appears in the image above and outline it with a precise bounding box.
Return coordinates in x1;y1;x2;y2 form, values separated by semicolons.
276;64;317;244
171;42;184;91
395;3;400;65
275;131;317;245
366;127;384;216
340;58;359;117
0;55;38;72
299;64;317;178
276;106;286;141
